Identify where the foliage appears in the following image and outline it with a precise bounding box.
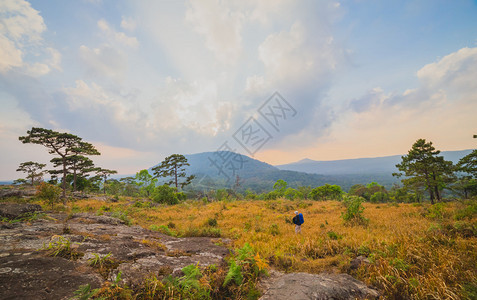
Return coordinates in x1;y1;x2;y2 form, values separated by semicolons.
152;154;195;189
151;184;183;204
72;284;98;300
135;169;157;197
19;127;100;199
309;184;343;201
41;235;82;259
394;139;454;203
457;149;477;178
16;161;46;185
341;195;369;226
36;182;62;208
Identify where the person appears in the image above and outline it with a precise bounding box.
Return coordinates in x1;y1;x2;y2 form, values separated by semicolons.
292;211;304;234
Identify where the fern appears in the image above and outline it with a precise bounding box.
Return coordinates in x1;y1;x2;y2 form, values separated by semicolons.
223;260;243;286
72;284;98;300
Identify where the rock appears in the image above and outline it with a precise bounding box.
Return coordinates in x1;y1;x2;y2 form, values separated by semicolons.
350;255;371;270
0;187;36;199
260;272;379;300
0;203;42;219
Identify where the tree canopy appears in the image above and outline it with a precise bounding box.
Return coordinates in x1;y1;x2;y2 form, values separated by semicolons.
152;154;195;189
394;139;454;204
19;127;101;199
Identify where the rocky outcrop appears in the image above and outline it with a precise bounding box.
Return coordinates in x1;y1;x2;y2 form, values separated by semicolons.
0;204;379;299
259;272;379;300
0;187;36;199
0;203;42;219
0;210;230;299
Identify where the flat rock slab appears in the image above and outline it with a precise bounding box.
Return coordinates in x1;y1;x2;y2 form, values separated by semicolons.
0;209;230;299
0;203;42;219
260;272;379;300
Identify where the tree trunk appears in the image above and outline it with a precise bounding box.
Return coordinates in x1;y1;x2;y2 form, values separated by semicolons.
62;157;67;202
174;165;178;189
73;162;77;192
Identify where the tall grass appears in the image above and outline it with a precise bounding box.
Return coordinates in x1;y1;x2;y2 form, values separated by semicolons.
62;197;477;298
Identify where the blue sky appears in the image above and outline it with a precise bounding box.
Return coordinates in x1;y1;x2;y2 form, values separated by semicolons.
1;0;477;180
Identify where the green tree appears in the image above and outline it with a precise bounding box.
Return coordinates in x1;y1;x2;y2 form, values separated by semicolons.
19;127;100;200
309;184;343;201
455;149;477;198
151;184;185;205
152;154;195;189
51;156;96;192
135;169;157;197
394;139;454;204
16;161;47;185
119;176;139;197
93;168;118;194
273;179;288;196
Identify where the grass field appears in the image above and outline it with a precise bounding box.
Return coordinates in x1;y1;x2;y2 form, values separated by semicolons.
54;196;477;299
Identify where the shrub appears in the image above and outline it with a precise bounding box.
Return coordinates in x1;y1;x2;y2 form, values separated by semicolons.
36;182;62;208
151;185;180;205
341;195;369;226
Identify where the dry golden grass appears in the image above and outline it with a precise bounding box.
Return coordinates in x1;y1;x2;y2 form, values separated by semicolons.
66;198;476;299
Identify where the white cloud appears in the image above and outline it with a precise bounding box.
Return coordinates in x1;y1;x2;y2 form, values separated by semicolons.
79;45;126;79
97;19;138;48
120;16;136;31
336;46;477;158
0;0;60;75
185;0;244;64
417;47;477;92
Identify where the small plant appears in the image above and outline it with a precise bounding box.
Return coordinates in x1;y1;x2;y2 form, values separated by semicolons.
88;252;112;268
327;231;342;240
41;235;82;260
149;224;177;236
36;182;62;208
72;284;99;300
341;196;369;226
88;252;118;279
207;218;218;227
111;211;132;225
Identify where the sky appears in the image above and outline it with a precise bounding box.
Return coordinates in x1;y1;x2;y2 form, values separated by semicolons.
1;0;477;180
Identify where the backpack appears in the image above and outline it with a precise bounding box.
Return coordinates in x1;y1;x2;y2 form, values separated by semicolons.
298;213;304;225
292;215;299;225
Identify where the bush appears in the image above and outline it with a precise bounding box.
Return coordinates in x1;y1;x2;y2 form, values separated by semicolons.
341;195;369;226
309;184;343;201
151;185;180;205
36;182;62;208
370;191;389;203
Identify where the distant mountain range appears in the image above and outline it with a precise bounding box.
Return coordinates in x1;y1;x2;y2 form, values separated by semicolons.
4;149;473;193
178;149;473;192
276;149;473;175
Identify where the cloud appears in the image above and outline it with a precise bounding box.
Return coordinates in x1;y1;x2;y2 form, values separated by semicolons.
337;46;477;158
417;47;477;93
185;0;244;64
120;16;137;32
97;19;138;48
79;45;127;79
0;0;60;75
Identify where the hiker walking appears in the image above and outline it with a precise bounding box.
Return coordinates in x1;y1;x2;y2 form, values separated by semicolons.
292;211;304;234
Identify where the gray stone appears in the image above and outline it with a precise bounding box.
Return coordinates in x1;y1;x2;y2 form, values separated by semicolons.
260;272;379;300
0;203;42;219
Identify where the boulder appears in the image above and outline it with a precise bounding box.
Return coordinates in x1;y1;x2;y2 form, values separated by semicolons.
260;272;379;300
0;203;42;219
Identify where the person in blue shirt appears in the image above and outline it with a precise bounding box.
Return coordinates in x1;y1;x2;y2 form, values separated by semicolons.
292;211;304;234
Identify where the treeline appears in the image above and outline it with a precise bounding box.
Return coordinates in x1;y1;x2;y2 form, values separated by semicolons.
15;128;477;205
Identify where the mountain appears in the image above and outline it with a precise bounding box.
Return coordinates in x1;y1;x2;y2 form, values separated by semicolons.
276;149;473;175
178;152;395;192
